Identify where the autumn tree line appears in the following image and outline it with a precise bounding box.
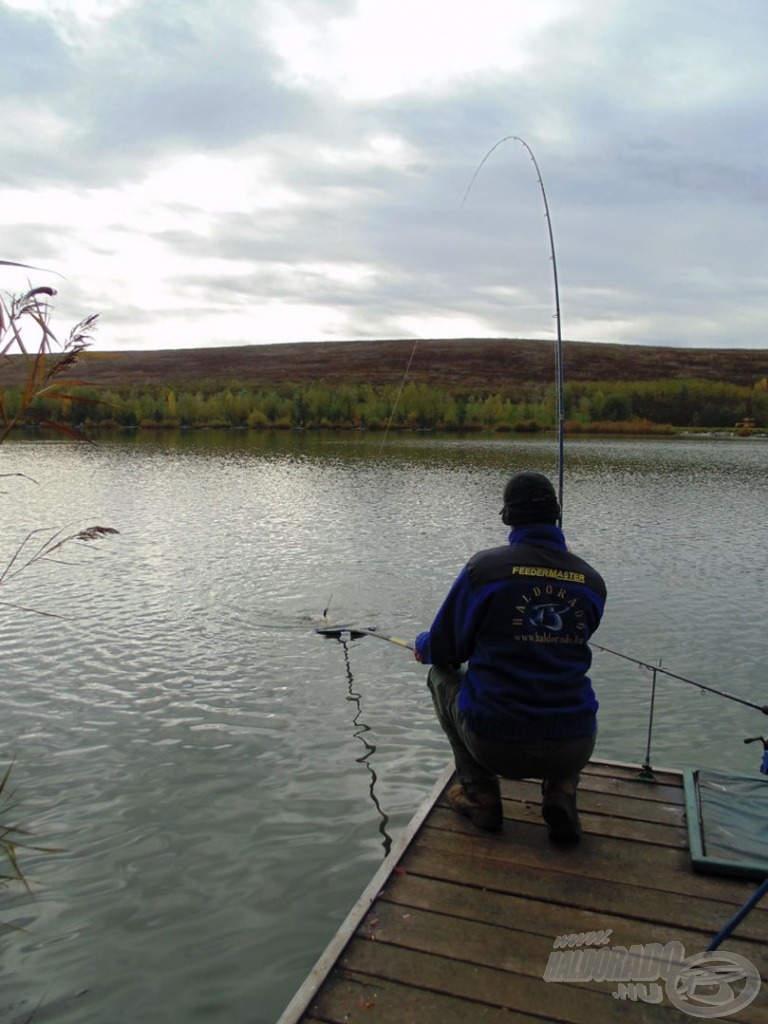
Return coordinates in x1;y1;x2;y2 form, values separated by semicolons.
3;376;768;433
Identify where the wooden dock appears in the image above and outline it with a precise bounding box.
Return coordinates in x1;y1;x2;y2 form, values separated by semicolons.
277;759;768;1023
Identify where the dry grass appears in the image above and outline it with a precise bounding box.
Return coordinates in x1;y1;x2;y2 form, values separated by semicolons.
0;525;120;612
0;762;28;892
0;761;62;895
1;277;116;894
1;286;100;441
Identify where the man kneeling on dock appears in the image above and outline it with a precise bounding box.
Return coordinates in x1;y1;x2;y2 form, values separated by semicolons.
414;472;607;845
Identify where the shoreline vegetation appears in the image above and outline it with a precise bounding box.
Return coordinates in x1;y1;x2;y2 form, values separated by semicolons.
3;337;768;435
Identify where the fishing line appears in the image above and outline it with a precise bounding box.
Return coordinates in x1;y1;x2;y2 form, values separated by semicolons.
378;338;420;454
338;638;393;857
462;135;565;523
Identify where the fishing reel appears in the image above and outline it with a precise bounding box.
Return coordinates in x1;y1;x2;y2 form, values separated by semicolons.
743;736;768;775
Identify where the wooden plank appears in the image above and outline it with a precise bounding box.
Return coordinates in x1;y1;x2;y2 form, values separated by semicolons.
424;820;767;913
399;843;768;941
357;900;630;980
504;802;686;847
376;870;768;956
410;822;764;907
495;779;687;826
549;774;685;805
581;760;682;785
352;900;768;1014
339;941;686;1024
306;974;543;1024
431;802;688;849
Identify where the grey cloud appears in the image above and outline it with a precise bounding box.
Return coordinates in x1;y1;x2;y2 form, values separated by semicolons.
5;0;326;187
82;25;317;155
0;6;71;95
4;0;768;348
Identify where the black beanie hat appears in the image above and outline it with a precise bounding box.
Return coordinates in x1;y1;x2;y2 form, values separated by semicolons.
500;471;560;526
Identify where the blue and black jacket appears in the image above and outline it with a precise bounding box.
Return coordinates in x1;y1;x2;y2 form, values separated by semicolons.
415;524;607;742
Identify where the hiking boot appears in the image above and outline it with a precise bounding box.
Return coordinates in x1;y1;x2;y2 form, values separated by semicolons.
541;781;582;845
447;782;503;832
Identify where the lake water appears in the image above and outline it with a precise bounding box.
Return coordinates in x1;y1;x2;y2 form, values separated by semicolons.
0;431;766;1023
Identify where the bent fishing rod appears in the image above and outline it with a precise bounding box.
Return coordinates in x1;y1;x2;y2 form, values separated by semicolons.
460;140;767;717
463;135;565;523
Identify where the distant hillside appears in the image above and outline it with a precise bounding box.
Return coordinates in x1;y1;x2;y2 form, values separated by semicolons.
7;338;768;391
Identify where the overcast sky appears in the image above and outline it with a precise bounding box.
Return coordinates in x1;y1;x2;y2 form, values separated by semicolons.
2;0;768;352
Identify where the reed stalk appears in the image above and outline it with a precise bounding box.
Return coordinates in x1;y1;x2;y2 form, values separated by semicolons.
1;264;116;891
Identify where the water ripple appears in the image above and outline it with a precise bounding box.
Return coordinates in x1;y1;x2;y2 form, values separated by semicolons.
2;433;767;1022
